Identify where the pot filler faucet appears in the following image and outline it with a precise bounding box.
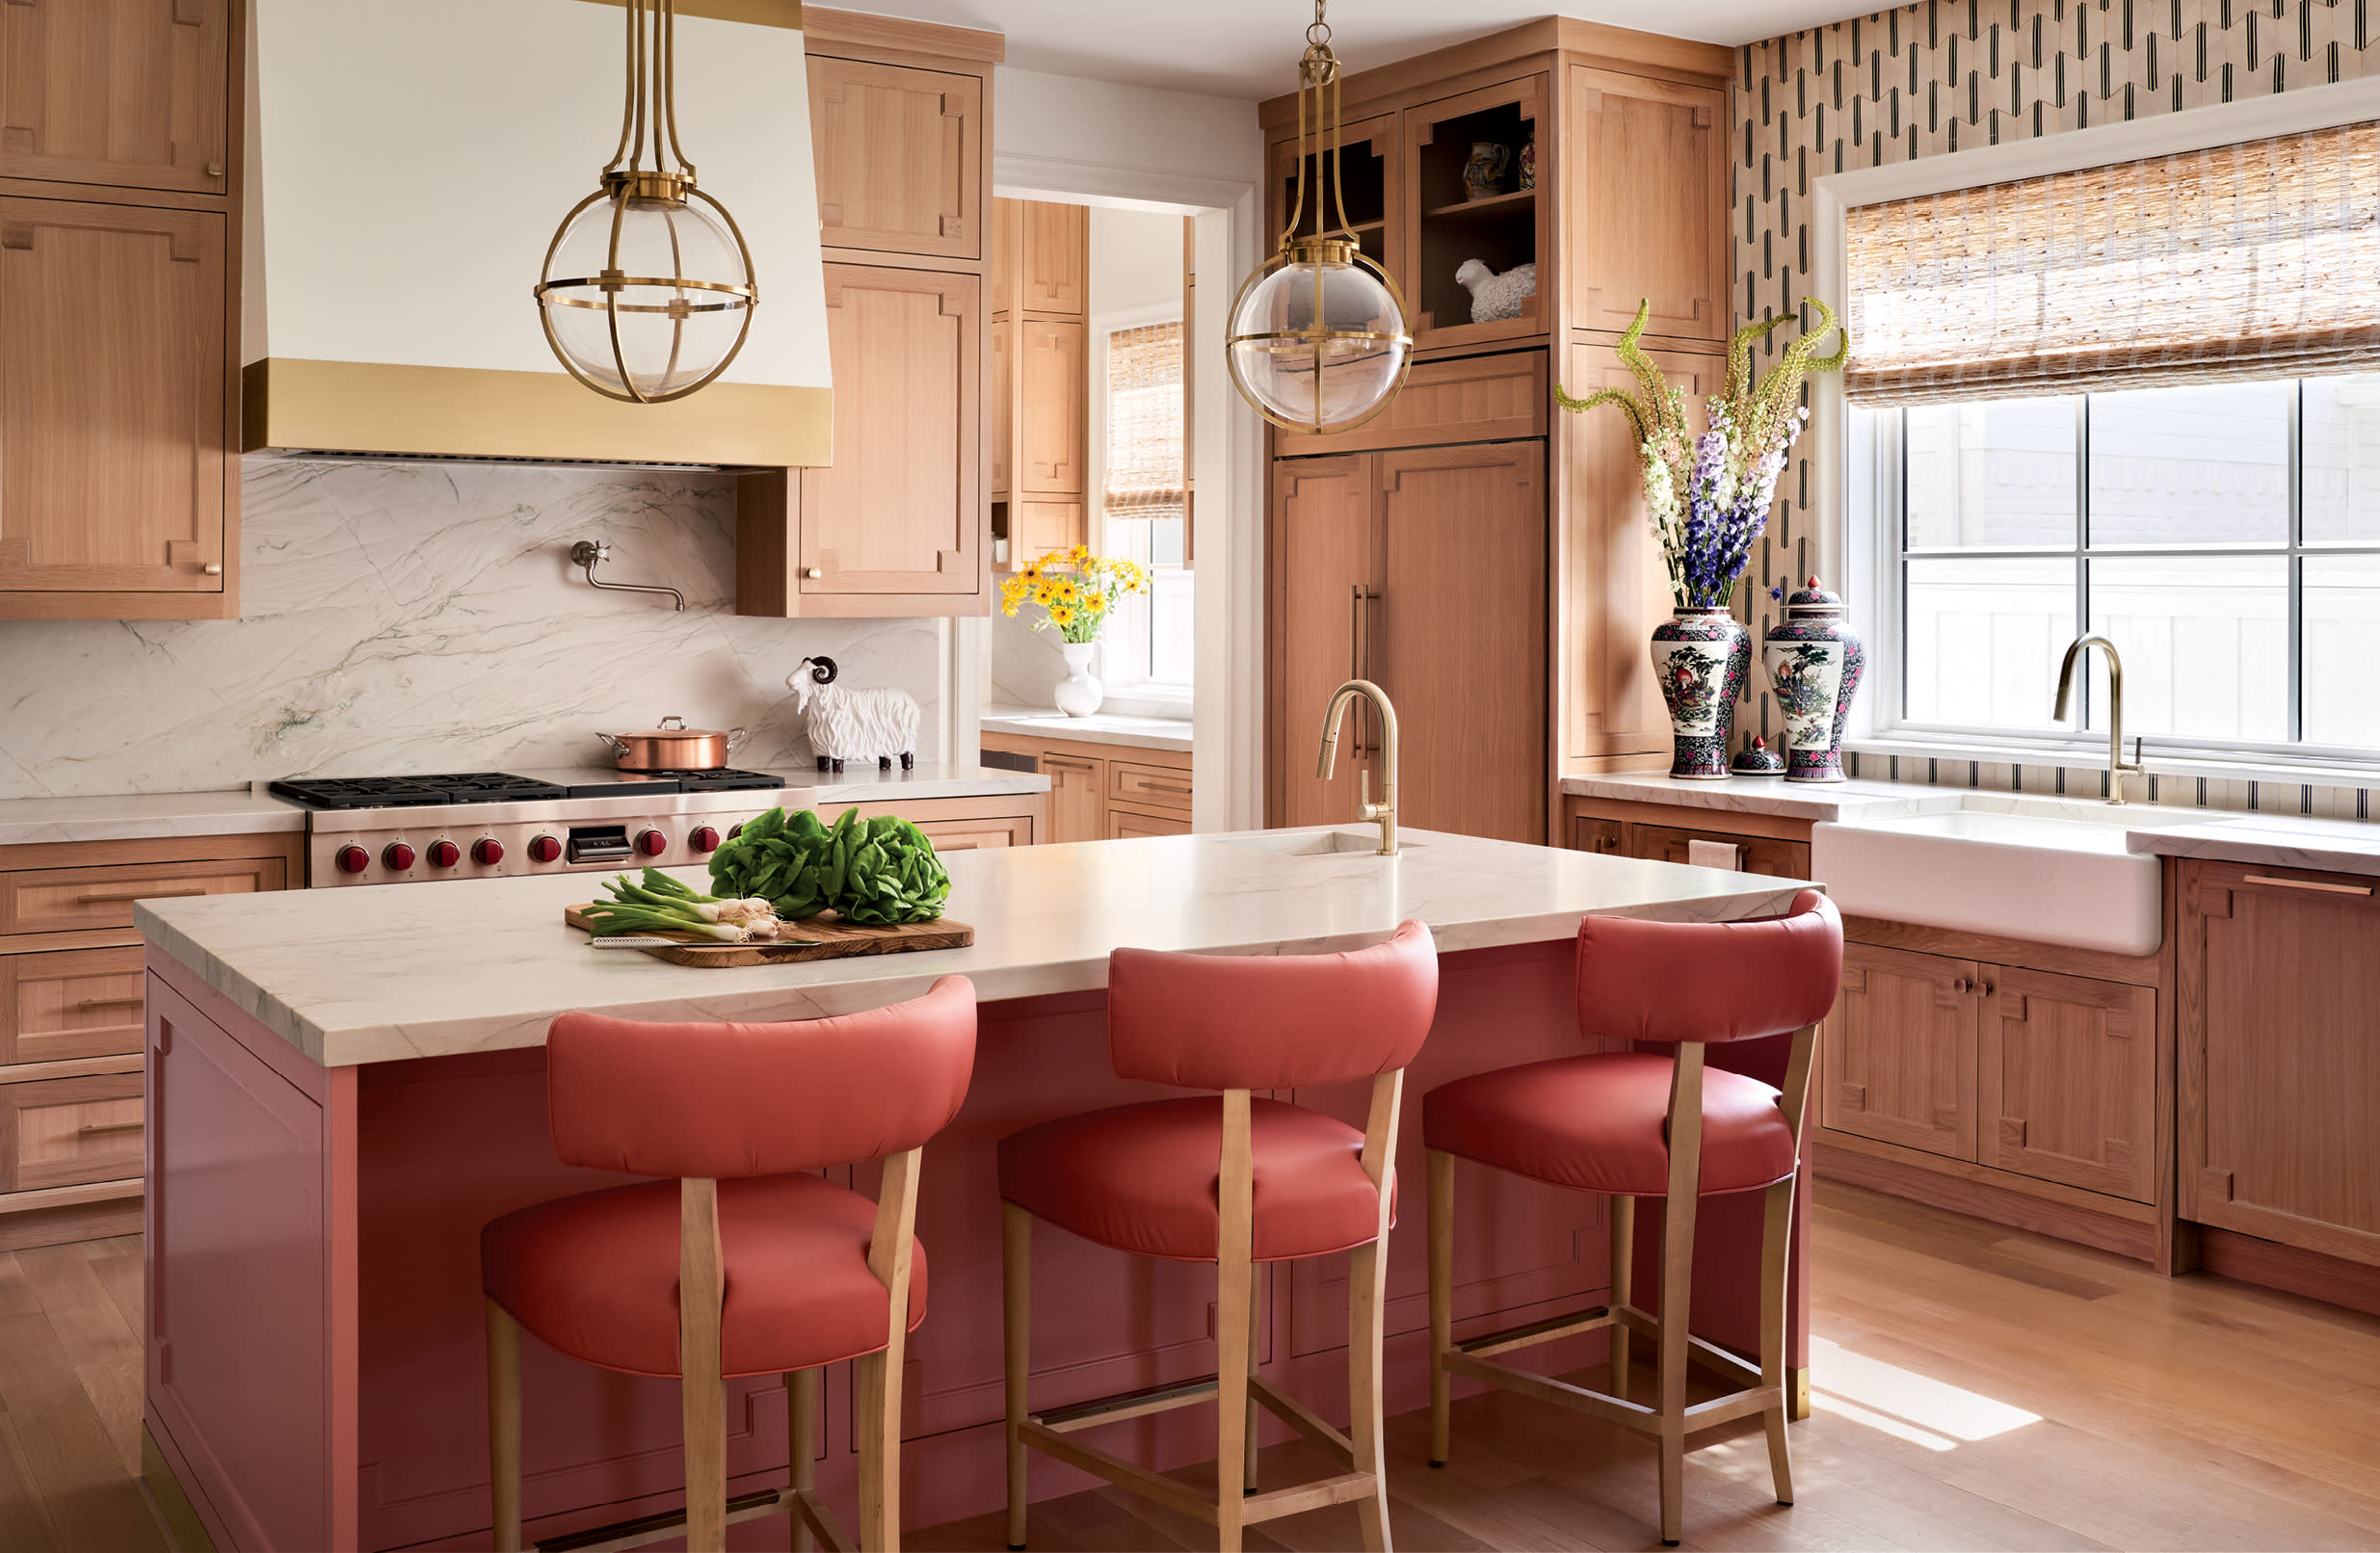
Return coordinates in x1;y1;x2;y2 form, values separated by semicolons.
1316;678;1400;855
2052;633;2144;805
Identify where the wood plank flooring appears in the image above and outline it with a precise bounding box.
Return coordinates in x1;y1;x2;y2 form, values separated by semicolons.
6;1185;2380;1551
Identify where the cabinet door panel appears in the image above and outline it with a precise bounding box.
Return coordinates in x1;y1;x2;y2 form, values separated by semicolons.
1011;501;1083;565
1821;943;1978;1161
1628;824;1810;880
0;854;279;935
0;197;225;594
1980;968;2157;1201
797;265;981;596
807;56;980;258
1562;344;1720;760
989;317;1012;495
1042;753;1105;845
1376;442;1546;843
1014;200;1086;316
1017;320;1085;494
1564;66;1728;341
1268;456;1374;830
0;0;229;195
2182;862;2380;1262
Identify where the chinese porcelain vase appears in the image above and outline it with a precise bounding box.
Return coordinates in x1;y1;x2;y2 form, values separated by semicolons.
1462;141;1510;200
1053;641;1103;718
1761;577;1866;782
1650;607;1751;780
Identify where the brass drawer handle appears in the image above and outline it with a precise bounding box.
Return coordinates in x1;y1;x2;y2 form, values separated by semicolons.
2242;874;2372;896
74;886;209;905
75;996;145;1012
1132;780;1191;795
77;1121;145;1137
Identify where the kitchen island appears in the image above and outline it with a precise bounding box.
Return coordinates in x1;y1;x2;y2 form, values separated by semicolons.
136;827;1814;1552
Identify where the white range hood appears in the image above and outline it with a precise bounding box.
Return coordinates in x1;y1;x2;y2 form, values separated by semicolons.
242;0;832;469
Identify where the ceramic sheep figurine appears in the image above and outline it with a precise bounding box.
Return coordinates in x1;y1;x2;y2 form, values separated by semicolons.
1455;259;1537;324
787;655;920;773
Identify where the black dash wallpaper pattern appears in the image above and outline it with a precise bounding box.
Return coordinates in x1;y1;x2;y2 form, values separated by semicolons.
1731;0;2380;807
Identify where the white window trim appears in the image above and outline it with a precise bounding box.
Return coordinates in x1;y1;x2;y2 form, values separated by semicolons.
1089;299;1193;720
1809;73;2380;774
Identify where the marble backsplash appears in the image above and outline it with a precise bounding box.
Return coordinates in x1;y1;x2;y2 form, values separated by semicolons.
0;459;942;799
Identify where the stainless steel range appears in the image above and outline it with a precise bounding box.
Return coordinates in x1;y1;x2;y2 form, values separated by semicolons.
269;770;790;887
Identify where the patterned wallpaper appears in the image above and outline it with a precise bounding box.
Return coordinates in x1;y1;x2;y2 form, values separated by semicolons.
1733;0;2380;808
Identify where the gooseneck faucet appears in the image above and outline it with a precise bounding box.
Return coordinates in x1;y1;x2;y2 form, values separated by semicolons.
2052;633;2144;804
1317;678;1400;855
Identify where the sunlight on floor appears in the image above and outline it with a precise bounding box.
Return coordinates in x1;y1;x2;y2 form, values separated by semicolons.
1809;1336;2043;1449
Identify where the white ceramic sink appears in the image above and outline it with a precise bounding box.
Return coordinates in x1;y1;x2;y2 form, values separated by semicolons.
1812;800;2162;954
1220;829;1418;856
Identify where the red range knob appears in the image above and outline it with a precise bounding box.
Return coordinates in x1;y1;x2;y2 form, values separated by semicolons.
689;825;721;854
334;844;370;875
426;840;461;869
383;842;416;872
635;829;669;857
728;823;744;839
472;837;505;866
527;835;562;863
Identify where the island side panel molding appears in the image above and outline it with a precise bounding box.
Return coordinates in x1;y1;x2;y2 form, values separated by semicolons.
145;950;358;1553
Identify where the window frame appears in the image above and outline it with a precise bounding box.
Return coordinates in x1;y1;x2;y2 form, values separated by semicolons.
1088;300;1193;716
1864;379;2380;765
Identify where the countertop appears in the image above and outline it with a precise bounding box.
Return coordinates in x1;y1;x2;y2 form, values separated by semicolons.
1561;772;1928;822
138;827;1808;1068
2123;813;2380;879
981;704;1192;753
0;763;1045;850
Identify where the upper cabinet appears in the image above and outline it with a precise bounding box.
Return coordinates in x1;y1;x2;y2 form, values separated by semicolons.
998;198;1087;318
0;0;240;621
1563;66;1728;343
1404;75;1547;352
987;197;1088;566
807;54;983;260
0;0;230;196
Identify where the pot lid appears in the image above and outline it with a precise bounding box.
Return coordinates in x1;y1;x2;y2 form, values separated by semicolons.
611;715;728;740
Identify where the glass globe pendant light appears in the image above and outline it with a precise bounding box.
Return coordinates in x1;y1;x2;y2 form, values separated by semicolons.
1225;0;1412;434
534;0;757;404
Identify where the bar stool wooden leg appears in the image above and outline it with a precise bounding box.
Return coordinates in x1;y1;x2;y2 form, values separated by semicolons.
1607;1194;1634;1405
1214;1090;1255;1553
1348;1234;1393;1553
790;1365;819;1552
861;1149;923;1553
680;1179;727;1553
1426;1148;1454;1468
1759;1175;1796;1506
1001;1200;1032;1550
486;1298;522;1552
1655;1047;1706;1548
1244;1262;1263;1492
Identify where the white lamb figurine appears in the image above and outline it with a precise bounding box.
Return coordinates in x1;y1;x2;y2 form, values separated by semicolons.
787;655;921;773
1455;259;1537;323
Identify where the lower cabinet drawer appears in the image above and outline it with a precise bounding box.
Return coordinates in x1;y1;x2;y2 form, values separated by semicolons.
912;816;1033;851
1109;761;1193;815
1106;803;1191;840
1;945;145;1065
0;855;286;934
2;1070;145;1193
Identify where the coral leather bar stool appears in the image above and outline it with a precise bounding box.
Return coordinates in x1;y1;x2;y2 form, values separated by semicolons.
1422;891;1841;1546
997;922;1440;1553
480;978;978;1553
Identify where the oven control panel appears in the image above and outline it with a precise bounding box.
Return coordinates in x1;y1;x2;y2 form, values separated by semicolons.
306;816;727;886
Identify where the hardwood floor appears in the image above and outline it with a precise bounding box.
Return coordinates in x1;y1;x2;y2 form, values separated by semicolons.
7;1186;2380;1551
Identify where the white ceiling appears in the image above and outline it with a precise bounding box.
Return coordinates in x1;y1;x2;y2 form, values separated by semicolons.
867;2;1865;99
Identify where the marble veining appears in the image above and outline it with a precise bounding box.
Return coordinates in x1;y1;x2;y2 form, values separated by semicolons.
2126;816;2380;880
0;788;306;848
0;459;941;800
137;828;1809;1067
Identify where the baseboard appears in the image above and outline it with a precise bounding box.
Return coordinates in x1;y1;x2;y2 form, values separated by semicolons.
0;1196;141;1252
1813;1140;2158;1262
144;1426;218;1553
2197;1225;2380;1319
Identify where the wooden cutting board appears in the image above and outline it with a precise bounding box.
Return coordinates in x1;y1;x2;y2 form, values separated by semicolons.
564;906;973;966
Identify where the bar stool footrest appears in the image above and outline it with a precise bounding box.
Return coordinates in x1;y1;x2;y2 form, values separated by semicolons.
534;1484;851;1553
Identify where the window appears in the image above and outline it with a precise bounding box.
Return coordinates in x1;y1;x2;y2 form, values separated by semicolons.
1092;310;1193;711
1870;374;2380;752
1849;121;2380;762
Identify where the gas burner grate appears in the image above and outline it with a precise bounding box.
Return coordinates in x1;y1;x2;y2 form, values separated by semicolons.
269;773;572;810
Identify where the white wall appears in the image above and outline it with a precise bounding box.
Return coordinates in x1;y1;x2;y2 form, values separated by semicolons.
994;67;1262;200
1089;206;1188;316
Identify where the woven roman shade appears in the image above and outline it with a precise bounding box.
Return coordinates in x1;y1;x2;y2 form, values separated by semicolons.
1846;122;2380;405
1102;323;1185;522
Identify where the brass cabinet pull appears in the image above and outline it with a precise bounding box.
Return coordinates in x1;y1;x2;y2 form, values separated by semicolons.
1952;977;1971;993
2243;874;2372;896
805;567;824;580
1134;779;1191;795
75;996;145;1012
1348;585;1380;753
77;1121;145;1138
1978;981;1995;996
201;562;224;575
75;886;209;905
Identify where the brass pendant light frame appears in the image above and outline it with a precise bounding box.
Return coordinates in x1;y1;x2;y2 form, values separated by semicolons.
535;0;759;405
1225;0;1413;435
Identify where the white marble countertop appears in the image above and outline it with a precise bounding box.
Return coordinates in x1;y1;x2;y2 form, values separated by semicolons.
754;762;1050;803
2124;814;2380;879
138;827;1809;1068
0;788;308;848
981;704;1192;753
1561;772;1937;822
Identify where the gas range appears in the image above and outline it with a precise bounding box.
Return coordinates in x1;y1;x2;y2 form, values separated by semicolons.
270;769;790;887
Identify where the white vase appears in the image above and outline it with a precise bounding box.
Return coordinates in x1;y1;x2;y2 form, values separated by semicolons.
1053;641;1103;717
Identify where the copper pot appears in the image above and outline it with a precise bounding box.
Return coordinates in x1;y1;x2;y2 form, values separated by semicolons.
595;716;748;771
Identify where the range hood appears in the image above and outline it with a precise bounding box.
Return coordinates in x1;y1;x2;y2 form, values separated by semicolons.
242;0;832;469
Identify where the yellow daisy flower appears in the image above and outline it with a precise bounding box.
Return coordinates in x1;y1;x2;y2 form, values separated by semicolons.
1086;592;1107;613
1070;543;1092;563
1047;604;1076;628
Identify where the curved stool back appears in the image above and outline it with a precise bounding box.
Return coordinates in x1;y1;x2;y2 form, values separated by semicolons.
1424;892;1842;1546
1001;922;1439;1553
486;977;977;1553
